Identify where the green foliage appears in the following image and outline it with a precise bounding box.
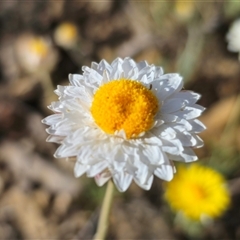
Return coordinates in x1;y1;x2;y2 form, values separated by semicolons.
225;0;240;18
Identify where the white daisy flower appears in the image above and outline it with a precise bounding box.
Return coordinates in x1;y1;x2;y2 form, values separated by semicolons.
42;57;206;192
226;18;240;53
15;33;57;73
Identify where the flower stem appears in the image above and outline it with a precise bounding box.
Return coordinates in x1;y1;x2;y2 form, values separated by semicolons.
94;180;115;240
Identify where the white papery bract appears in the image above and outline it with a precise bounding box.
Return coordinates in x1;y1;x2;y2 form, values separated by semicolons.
42;57;206;192
226;18;240;53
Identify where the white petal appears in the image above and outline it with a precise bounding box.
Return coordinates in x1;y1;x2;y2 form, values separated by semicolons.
69;127;107;145
54;143;79;158
161;138;184;155
47;119;75;136
140;74;148;83
167;150;197;162
77;145;95;164
74;162;88;177
127;67;139;79
69;74;94;96
122;58;137;78
136;60;148;71
180;147;198;162
152;119;164;128
46;135;64;143
141;132;162;145
95;172;112;186
84;68;102;86
114;129;127;139
110;147;128;172
175;117;193;131
174;130;203;147
138;65;155;83
226;19;240;52
160;113;178;123
110;58;123;79
63;86;86;98
61;99;88;115
154;66;164;78
111;57;123;66
48;101;62;112
86;161;108;177
161;98;188;113
170;91;201;105
154;164;174;181
154;125;177;140
192;134;204;148
130;157;154;190
98;59;112;74
69;74;84;87
134;172;154;190
189;119;206;133
54;85;66;97
102;69;110;83
112;160;126;172
42;114;62;125
140;145;166;165
113;172;133;192
54;128;103;159
176;104;205;120
153;74;183;101
166;153;186;161
91;62;99;71
121;144;138;156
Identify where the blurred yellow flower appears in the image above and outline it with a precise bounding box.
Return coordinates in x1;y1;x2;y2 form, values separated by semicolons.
174;0;195;20
29;37;48;58
15;33;58;73
165;164;230;221
54;22;78;49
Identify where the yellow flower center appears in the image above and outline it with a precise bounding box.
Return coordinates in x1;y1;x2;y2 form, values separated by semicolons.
91;79;159;139
30;38;48;57
55;22;78;46
190;184;207;201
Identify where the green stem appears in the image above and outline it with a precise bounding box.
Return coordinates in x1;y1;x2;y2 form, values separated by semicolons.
94;180;115;240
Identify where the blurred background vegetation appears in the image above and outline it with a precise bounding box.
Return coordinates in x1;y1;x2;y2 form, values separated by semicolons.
0;0;240;239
